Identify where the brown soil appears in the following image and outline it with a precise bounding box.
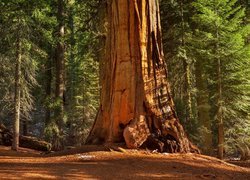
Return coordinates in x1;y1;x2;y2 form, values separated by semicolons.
0;145;249;180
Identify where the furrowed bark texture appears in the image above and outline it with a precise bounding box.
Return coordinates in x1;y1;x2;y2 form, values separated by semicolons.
86;0;198;153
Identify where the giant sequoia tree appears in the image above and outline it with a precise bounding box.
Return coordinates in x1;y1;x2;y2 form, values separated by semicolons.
86;0;198;153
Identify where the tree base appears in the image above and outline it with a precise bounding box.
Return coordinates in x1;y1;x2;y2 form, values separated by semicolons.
87;115;200;154
123;115;200;153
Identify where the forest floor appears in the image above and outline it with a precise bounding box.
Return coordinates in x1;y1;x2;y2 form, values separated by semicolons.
0;145;250;180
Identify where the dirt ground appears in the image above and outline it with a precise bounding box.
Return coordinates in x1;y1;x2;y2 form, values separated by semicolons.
0;145;249;180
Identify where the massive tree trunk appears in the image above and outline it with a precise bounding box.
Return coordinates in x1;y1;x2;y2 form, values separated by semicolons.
86;0;198;153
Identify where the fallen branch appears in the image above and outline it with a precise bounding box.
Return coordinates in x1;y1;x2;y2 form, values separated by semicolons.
0;123;51;152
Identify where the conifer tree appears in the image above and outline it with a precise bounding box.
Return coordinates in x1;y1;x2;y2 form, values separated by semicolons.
0;0;42;150
192;0;250;159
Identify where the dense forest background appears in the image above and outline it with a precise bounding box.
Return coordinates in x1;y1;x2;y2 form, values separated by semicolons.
0;0;249;158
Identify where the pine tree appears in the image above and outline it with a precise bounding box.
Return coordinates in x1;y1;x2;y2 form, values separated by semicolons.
192;0;250;159
64;0;100;145
0;0;42;150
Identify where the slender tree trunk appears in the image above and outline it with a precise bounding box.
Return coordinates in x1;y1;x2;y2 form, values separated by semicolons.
195;60;212;155
86;0;199;153
45;50;52;127
54;0;65;150
183;62;192;121
217;58;224;159
216;26;224;159
69;5;75;108
12;35;21;151
67;5;75;145
180;0;192;125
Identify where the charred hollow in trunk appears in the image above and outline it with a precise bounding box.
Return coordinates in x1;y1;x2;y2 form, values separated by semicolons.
86;0;199;154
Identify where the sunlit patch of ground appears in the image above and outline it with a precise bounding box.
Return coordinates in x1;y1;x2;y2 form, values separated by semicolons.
0;146;249;179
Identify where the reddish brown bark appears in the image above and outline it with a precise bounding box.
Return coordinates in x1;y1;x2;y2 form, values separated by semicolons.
86;0;199;153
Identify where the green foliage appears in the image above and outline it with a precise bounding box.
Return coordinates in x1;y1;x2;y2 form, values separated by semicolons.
0;0;249;154
160;0;198;139
192;0;250;156
0;0;100;147
64;0;100;145
160;0;250;156
0;0;40;123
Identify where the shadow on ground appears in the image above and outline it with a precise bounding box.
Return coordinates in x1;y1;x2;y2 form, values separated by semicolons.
0;145;249;179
